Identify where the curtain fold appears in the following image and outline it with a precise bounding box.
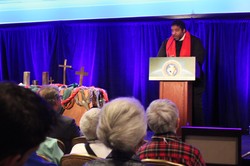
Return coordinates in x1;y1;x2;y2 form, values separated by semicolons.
1;18;250;128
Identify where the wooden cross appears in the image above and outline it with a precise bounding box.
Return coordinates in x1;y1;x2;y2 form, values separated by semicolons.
59;59;72;85
75;67;88;86
49;77;54;84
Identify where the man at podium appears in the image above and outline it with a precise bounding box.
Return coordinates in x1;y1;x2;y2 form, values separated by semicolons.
157;20;205;126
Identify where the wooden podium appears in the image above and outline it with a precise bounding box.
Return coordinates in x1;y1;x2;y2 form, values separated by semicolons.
159;81;192;135
149;57;196;135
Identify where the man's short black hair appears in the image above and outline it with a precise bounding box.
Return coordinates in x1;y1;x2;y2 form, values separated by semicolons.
0;82;57;161
171;20;186;30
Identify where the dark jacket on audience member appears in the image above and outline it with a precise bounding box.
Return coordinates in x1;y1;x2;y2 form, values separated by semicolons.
48;113;82;153
84;150;145;166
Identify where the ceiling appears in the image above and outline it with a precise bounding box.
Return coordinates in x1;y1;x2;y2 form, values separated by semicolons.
0;0;249;24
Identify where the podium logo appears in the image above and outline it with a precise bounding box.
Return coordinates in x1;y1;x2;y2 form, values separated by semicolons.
162;60;181;77
166;64;178;76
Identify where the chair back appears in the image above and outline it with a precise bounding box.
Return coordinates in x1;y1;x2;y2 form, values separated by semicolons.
182;126;242;165
72;136;88;147
142;159;185;166
37;153;51;162
60;154;99;166
57;139;65;153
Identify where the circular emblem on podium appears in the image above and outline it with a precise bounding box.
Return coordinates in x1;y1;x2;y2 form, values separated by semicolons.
162;60;181;77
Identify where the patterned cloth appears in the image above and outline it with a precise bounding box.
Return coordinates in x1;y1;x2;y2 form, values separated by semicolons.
137;132;205;166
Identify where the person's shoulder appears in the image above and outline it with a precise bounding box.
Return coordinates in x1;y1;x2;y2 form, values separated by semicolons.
162;38;169;44
44;137;58;143
38;137;58;149
183;142;205;165
182;141;202;154
60;116;81;136
57;115;79;130
60;115;75;123
137;141;151;154
191;35;202;42
190;33;199;38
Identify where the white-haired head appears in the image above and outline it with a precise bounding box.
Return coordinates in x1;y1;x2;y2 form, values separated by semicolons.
97;97;147;152
80;107;101;140
147;99;179;133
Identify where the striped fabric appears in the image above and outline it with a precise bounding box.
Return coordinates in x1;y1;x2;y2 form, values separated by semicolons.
137;132;205;166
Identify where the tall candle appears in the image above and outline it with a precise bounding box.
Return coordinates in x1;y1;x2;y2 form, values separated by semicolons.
23;71;30;86
42;72;49;85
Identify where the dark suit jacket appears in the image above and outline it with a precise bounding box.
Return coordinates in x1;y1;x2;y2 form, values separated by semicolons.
157;35;205;86
84;150;145;166
48;113;82;153
157;35;205;65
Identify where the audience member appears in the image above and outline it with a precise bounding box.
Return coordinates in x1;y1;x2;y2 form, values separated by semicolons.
38;85;82;153
70;108;111;158
84;97;147;166
137;99;205;166
0;82;56;166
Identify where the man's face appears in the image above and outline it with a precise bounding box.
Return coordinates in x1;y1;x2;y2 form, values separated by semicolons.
54;95;62;112
171;25;186;40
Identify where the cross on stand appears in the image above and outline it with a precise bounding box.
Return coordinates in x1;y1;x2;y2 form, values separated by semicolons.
49;77;54;84
75;67;88;86
59;59;72;85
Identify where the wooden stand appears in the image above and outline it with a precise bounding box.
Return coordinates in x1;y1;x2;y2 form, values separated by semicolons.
159;81;192;135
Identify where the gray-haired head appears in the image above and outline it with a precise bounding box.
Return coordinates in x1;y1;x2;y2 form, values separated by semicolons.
147;99;179;134
80;107;101;140
97;97;147;152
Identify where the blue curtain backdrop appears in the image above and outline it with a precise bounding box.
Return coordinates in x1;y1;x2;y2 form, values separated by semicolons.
0;18;250;129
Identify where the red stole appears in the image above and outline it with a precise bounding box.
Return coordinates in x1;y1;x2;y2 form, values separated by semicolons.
166;31;191;57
